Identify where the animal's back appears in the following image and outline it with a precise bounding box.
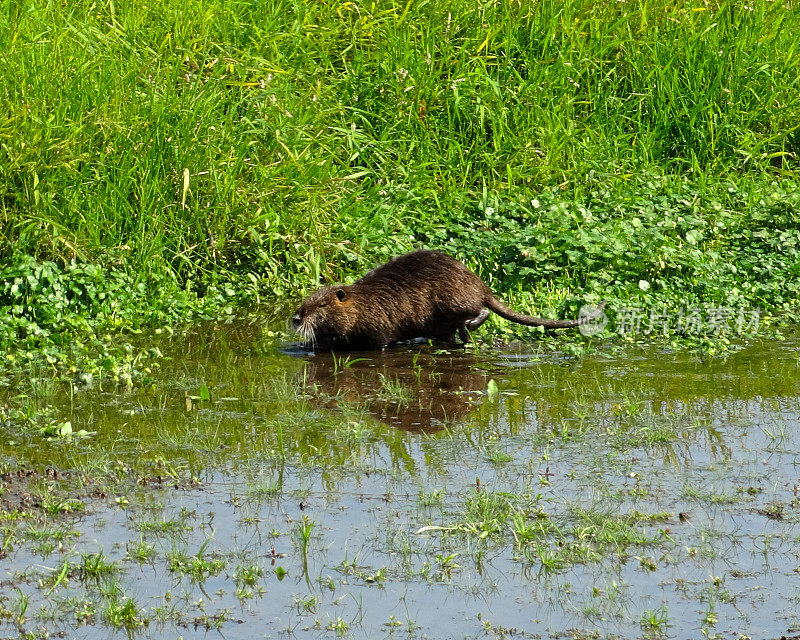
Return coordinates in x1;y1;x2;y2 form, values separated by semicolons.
349;250;488;343
357;250;488;302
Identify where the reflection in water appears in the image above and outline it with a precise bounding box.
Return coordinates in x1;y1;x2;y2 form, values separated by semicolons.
299;348;492;432
3;318;797;473
1;316;799;640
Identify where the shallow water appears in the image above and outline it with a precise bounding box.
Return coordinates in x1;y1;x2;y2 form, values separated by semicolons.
2;319;800;639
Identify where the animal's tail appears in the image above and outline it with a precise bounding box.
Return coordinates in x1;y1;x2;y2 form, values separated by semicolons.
487;298;607;329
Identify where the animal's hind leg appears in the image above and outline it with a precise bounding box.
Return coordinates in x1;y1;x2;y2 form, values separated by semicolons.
464;308;490;330
459;308;490;343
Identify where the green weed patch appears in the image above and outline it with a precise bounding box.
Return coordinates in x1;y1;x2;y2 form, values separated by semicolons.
0;0;797;354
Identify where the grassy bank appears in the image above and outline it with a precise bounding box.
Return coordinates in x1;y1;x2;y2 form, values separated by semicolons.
1;0;799;361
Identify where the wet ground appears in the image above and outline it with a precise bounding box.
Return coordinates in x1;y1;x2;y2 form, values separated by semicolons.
1;318;799;639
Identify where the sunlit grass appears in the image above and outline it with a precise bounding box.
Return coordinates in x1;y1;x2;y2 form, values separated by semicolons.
1;0;797;288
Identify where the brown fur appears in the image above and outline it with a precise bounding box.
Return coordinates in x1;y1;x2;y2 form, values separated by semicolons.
292;250;605;350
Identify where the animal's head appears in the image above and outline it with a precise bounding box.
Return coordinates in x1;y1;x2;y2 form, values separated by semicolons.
292;286;357;347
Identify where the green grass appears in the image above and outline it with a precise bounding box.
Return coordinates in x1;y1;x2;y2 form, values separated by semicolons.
233;563;263;587
0;0;798;344
427;488;671;570
640;606;670;638
103;594;140;629
245;475;283;501
166;541;226;581
79;552;120;580
0;0;798;449
137;516;192;536
127;538;156;564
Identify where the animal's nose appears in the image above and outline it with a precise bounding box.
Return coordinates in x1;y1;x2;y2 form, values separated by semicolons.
292;314;301;329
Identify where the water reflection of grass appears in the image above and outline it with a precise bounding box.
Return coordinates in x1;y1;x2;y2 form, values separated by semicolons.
1;336;800;638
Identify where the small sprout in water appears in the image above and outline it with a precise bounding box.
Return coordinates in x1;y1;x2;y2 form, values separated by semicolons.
486;379;499;400
293;593;318;613
365;568;386;584
327;617;348;635
13;588;28;624
384;615;402;628
436;553;460;577
275;566;287;581
42;420;94;440
298;516;315;555
640;606;669;635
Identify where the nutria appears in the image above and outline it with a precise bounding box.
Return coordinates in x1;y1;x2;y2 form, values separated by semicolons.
292;249;606;350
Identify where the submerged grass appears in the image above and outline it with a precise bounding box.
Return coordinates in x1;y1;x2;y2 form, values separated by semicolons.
166;541;226;581
417;486;671;572
0;335;799;638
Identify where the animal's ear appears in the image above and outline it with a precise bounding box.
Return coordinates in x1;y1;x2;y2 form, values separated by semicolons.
335;288;347;302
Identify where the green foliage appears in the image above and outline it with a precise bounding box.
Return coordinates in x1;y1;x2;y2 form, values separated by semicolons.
166;543;226;581
438;488;670;570
80;552;120;580
0;0;798;362
103;595;140;629
0;252;238;385
0;253;230;340
423;177;800;313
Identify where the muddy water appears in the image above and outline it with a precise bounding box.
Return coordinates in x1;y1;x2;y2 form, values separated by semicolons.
1;320;800;639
